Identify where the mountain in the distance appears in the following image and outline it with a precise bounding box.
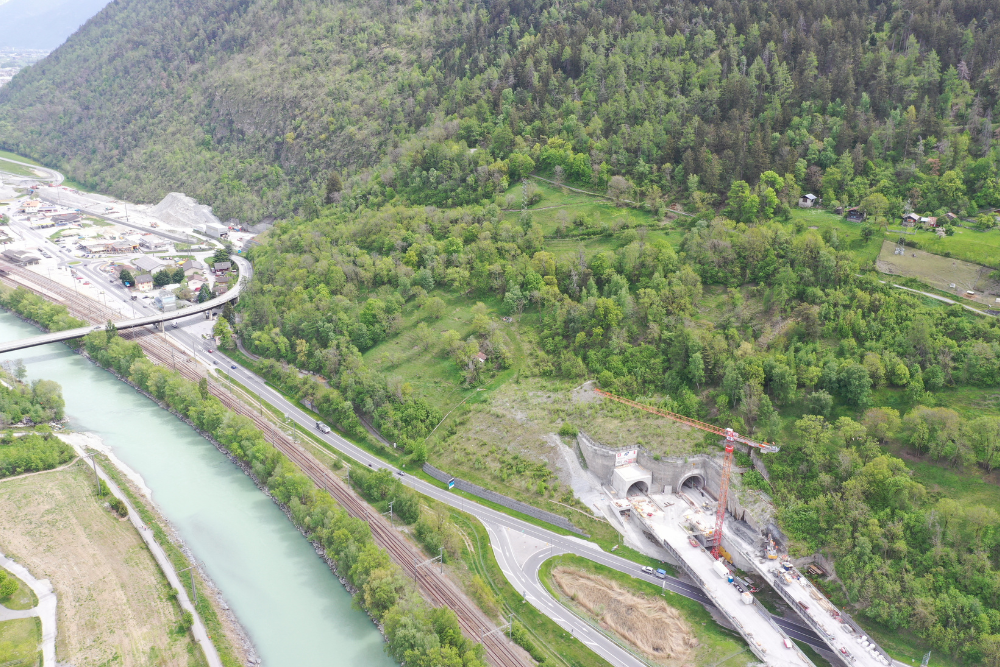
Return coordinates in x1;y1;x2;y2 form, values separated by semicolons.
0;0;997;225
0;0;111;50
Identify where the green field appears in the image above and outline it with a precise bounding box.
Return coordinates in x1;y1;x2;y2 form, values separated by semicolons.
0;567;38;611
0;157;41;178
0;617;41;666
787;208;884;264
888;226;1000;270
0;151;41;167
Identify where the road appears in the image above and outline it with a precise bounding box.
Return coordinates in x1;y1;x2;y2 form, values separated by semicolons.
156;322;831;662
0;155;64;186
885;280;993;316
0;550;57;667
3;181;831;666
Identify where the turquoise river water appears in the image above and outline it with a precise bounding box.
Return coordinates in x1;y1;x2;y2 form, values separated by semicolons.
0;312;395;667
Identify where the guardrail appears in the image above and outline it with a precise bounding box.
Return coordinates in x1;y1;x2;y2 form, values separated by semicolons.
422;464;587;535
764;560;889;667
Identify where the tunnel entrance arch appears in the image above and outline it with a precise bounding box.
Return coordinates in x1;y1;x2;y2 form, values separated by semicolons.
680;474;705;492
626;480;649;496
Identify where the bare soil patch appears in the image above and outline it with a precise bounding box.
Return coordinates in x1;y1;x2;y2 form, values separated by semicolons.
0;461;194;667
551;566;699;664
876;239;998;297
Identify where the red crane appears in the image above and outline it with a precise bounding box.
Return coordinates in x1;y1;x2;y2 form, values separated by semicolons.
594;388;780;559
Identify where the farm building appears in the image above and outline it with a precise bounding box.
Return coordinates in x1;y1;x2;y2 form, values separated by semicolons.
798;193;817;208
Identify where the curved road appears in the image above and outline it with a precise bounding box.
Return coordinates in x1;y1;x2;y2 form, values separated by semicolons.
0;155;64;185
159;333;829;662
2;171;830;665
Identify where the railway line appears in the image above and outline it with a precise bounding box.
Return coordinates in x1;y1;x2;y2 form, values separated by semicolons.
0;264;531;667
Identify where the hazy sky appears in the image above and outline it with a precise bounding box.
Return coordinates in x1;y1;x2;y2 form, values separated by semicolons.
0;0;111;51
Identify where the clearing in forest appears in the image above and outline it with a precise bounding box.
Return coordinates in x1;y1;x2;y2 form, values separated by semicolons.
0;461;196;667
551;566;699;665
876;240;998;298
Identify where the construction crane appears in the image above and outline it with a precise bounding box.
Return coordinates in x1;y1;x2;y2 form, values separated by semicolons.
594;388;780;560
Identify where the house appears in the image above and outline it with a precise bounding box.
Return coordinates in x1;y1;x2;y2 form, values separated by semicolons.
833;206;844;215
213;261;231;275
1;249;39;265
153;289;177;312
902;213;920;226
946;212;959;222
181;259;204;272
134;274;154;292
188;280;205;294
845;207;866;221
51;213;81;224
133;255;166;274
474;352;487;364
213;275;230;293
798;193;818;208
18;200;40;214
922;216;938;227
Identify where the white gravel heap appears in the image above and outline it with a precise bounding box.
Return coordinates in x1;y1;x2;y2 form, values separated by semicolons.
149;192;222;229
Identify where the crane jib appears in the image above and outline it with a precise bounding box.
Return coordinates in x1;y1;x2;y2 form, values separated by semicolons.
594;388;780;454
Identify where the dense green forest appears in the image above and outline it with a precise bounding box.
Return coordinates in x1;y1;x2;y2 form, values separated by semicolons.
5;0;1000;662
234;194;1000;662
2;0;1000;223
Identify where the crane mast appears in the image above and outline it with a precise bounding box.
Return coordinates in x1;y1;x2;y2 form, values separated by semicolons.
594;388;779;560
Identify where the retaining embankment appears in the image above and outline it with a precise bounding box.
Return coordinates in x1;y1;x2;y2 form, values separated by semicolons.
422;464;587;536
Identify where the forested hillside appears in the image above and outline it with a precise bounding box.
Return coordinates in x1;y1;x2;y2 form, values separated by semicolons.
236;183;1000;662
2;0;999;221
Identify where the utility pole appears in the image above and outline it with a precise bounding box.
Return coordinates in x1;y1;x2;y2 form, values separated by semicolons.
383;500;394;527
82;452;100;495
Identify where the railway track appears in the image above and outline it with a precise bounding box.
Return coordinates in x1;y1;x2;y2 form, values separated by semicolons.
0;263;531;667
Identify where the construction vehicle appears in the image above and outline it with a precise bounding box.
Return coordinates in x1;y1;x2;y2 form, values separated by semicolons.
594;388;780;560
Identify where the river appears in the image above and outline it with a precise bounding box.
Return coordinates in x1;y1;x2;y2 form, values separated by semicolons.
0;311;395;667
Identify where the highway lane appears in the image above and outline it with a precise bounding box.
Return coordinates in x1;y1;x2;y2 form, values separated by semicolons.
4;182;828;661
5;205;830;661
162;329;831;658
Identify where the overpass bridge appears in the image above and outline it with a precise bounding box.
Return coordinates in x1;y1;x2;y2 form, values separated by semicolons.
0;257;249;354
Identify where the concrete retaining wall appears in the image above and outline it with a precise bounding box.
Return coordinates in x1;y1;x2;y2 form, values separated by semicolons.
577;432;765;531
422;464;587;536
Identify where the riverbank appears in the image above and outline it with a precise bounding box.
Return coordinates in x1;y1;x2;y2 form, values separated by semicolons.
0;305;396;666
0;459;196;666
58;432;248;667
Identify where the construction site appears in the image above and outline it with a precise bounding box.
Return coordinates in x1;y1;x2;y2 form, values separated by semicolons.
584;390;895;667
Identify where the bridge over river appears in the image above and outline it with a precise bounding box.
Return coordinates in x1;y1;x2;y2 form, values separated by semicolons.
0;256;249;354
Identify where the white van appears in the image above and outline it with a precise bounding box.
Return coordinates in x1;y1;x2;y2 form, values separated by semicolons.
316;421;331;434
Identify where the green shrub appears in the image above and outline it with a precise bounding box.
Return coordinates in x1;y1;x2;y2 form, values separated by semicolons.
558;423;578;438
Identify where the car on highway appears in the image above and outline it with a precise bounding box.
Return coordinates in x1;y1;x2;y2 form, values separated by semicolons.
654;569;667;579
396;471;405;477
83;281;90;285
641;566;654;575
206;349;214;353
230;364;237;369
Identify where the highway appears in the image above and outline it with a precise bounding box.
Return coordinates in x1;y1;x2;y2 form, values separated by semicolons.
0;185;833;666
156;324;832;663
